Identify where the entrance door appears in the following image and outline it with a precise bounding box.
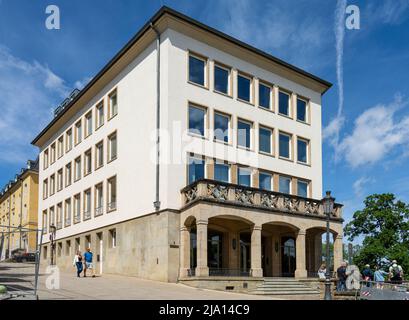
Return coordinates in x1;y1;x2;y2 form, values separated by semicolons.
208;230;223;272
240;233;251;275
281;237;296;277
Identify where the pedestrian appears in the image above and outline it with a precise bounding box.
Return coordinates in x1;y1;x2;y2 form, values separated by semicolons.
374;265;388;288
318;264;326;279
361;264;373;287
389;260;403;284
73;250;83;278
336;261;348;292
83;247;95;278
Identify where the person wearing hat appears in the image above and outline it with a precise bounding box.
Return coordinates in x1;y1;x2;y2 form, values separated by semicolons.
389;260;403;284
361;264;374;287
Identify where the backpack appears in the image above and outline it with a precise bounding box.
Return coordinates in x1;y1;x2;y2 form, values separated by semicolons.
392;266;401;277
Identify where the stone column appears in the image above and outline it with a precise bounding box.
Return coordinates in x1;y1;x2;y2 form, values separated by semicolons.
333;234;343;271
250;225;263;277
195;219;209;277
179;226;190;278
295;229;307;278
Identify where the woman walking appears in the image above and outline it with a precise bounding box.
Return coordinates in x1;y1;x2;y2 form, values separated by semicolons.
73;250;83;278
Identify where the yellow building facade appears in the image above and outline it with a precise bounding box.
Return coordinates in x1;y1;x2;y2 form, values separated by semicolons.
0;159;39;259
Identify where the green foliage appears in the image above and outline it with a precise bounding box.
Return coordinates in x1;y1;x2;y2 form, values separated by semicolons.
344;193;409;277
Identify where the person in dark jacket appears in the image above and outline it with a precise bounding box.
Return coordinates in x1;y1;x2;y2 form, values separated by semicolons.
336;261;348;291
362;264;374;287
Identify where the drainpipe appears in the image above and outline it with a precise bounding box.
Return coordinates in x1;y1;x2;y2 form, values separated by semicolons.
150;22;161;212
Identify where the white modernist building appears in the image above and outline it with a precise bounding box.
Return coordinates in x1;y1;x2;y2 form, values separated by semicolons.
33;7;343;287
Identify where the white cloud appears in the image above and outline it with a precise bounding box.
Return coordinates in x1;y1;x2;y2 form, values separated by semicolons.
366;0;409;26
337;95;409;168
74;76;93;90
353;177;374;197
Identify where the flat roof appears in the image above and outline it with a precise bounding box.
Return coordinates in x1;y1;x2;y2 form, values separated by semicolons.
32;6;332;145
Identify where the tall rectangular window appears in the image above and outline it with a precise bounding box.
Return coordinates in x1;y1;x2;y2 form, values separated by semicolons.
85;111;93;137
108;89;118;119
259;172;272;191
43;179;48;199
57;169;63;191
188;105;206;137
279;132;291;159
57;136;64;158
56;202;62;229
95;141;104;169
214;112;230;143
95;183;104;216
74;156;81;181
279;91;290;116
66;129;73;152
259;83;271;109
49;206;55;228
188;54;206;86
297;98;307;122
50;174;55;195
297;138;308;164
237;74;251;102
108;132;117;162
84;149;92;175
43;149;49;169
42;210;48;233
83;189;91;220
96;101;104;128
64;198;71;227
279;176;291;194
107;176;117;212
214;64;229;94
188;156;205;184
65;162;72;187
238;120;252;149
75;120;82;145
74;193;81;223
50;143;56;164
109;229;117;248
259;126;272;154
214;163;230;183
297;180;309;198
238;167;251;187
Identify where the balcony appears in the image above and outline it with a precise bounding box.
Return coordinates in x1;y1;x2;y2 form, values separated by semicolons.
181;179;343;220
83;210;91;220
95;206;103;217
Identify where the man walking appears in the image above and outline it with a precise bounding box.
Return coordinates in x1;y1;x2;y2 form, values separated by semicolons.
83;247;95;278
336;261;348;292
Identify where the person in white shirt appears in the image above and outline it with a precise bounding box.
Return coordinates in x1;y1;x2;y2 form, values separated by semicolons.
73;251;83;278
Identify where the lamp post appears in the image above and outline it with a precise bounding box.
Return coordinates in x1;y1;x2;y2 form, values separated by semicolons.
49;224;56;265
323;191;335;300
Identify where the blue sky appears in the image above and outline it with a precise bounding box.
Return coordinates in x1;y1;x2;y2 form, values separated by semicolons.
1;0;409;240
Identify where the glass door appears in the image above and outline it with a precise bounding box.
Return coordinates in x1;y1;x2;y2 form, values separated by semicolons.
281;237;296;277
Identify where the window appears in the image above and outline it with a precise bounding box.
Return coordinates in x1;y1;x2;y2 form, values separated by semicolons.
57;169;63;191
297;98;307;122
50;174;55;195
214;162;230;183
259;126;273;154
84;149;92;175
279;132;291;159
297;138;309;164
188;105;206;137
42;210;48;233
107;176;117;212
95;183;103;216
95;141;104;169
237;74;251;102
65;162;72;187
109;229;117;248
237;120;252;149
279;91;290;116
50;143;56;164
188;54;206;86
238;167;251;187
57;242;62;257
43;149;49;169
214;64;230;94
56;202;62;229
108;89;118;119
85;111;93;137
83;189;91;220
66;240;71;256
66;129;73;152
297;180;309;198
214;112;230;143
64;198;71;227
108;132;117;162
49;206;55;228
74;156;81;181
188;156;205;184
96;101;104;128
74;193;81;223
259;172;272;191
43;179;48;199
75;120;82;145
279;176;291;194
57;136;64;158
259;83;271;109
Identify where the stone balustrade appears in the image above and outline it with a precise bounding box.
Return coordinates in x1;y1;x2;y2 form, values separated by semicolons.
181;179;343;220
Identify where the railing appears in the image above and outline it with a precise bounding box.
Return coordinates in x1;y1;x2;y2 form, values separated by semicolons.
56;221;62;229
74;214;81;224
359;280;409;300
108;201;116;211
95;206;103;217
65;218;71;227
181;179;343;219
83;210;91;220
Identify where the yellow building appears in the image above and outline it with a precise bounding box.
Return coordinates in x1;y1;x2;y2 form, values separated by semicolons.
0;159;39;260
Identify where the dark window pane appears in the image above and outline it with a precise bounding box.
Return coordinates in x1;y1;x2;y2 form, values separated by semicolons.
214;164;229;183
259;173;272;191
238;169;251;187
297;181;308;198
279;134;290;158
297;139;307;163
238;75;251;102
189;106;205;136
189;55;205;86
279;176;291;194
259;84;271;109
188;158;204;184
259;127;271;153
238;121;251;148
214;66;229;94
297;99;307;122
279;91;289;115
214;113;229;142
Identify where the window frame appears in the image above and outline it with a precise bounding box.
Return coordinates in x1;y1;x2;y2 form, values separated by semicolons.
213;62;232;96
64;197;72;227
259;171;273;191
49;174;55;196
107;131;118;163
107;175;117;213
258;81;273;111
237;166;252;187
95;100;105;129
213;161;231;183
187;51;208;89
94;182;104;217
65;162;72;187
43;178;48;200
213;110;231;145
43;149;49;169
57;168;63;192
279;175;292;195
278;131;293;161
84;110;93;138
84;148;92;176
296;96;309;124
83;188;92;221
237;118;253;150
65;128;73;153
57;135;64;159
258;125;274;156
297;136;310;165
108;88;118;120
95;140;104;170
297;179;309;198
74;119;82;145
74;156;82;182
237;71;254;104
278;90;291;118
187;103;208;139
187;154;206;185
50;143;56;164
73;193;81;224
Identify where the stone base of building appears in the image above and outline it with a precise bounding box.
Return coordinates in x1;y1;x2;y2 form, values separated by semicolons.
40;210;180;282
178;277;264;293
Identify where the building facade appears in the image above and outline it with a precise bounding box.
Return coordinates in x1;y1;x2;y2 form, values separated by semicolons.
0;159;39;260
32;7;343;284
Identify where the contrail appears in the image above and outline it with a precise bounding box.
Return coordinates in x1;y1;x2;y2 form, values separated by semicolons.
335;0;347;118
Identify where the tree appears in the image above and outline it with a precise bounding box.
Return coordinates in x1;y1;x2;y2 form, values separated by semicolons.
344;193;409;277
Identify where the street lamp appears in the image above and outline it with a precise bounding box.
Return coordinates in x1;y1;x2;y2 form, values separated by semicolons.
323;190;335;300
49;224;56;265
